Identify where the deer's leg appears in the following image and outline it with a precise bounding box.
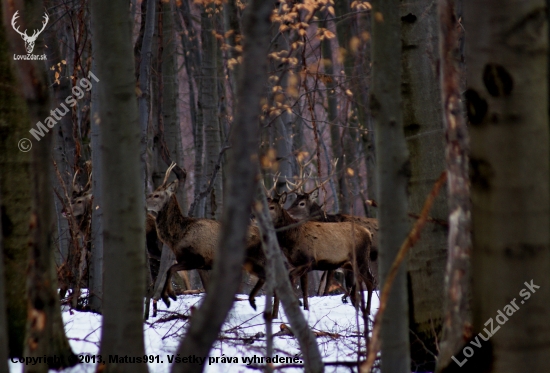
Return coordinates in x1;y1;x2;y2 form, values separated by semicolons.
248;278;265;310
300;274;309;310
323;270;335;295
162;262;188;307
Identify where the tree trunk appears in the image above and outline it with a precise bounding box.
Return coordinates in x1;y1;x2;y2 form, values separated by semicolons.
461;1;550;372
0;192;10;373
321;15;343;212
201;4;223;220
89;57;103;313
91;1;148;371
138;0;156;194
0;2;77;370
400;0;448;369
0;3;32;358
171;2;281;372
371;0;411;371
435;1;471;371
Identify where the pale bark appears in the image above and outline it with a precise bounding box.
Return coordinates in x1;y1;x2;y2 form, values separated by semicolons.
91;1;148;371
371;0;411;371
435;0;471;371
171;1;279;371
401;0;447;368
462;1;550;371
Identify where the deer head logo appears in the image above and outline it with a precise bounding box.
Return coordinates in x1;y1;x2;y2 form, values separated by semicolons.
11;11;49;54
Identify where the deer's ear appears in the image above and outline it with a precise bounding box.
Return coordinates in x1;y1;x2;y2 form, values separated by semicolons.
166;180;179;194
309;189;319;201
279;192;287;205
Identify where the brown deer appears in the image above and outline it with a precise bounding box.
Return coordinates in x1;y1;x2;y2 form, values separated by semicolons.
286;188;379;296
267;192;376;315
146;163;274;311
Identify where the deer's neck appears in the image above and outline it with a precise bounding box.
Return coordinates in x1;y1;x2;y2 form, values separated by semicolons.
156;195;194;246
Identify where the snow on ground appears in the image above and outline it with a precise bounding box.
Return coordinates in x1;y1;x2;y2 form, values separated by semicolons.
8;291;380;373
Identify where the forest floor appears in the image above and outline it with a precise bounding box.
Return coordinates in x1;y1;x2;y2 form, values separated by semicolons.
8;290;380;373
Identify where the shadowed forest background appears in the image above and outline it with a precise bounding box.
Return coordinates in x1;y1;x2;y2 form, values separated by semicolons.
1;0;549;372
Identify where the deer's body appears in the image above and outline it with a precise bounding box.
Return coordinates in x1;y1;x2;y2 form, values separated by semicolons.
286;191;379;296
268;194;375;314
147;180;269;309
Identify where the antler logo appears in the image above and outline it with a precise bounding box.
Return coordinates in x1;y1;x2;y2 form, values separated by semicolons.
11;11;49;54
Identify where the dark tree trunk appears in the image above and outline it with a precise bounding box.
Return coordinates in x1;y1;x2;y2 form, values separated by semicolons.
170;1;282;372
91;1;148;371
0;3;31;358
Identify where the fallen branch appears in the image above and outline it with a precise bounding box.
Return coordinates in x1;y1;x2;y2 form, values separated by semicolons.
361;171;447;372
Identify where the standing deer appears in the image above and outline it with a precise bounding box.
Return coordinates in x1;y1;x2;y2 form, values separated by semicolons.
267;192;376;316
286;187;379;296
146;163;276;312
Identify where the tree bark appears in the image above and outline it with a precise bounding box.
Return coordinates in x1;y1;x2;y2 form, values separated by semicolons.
371;0;411;371
171;1;279;372
435;1;471;371
89;57;103;313
91;1;148;372
201;4;223;220
400;0;448;369
461;1;550;372
138;0;156;194
0;3;31;358
0;191;10;373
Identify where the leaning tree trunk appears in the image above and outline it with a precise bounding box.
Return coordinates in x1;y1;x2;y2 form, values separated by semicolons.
371;0;411;371
400;0;448;369
170;2;296;373
460;1;550;372
435;0;471;371
91;1;148;372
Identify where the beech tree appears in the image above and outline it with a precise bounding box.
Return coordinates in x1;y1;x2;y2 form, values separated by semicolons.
91;1;148;371
461;0;550;371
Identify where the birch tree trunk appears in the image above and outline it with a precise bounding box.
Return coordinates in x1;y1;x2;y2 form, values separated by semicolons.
91;1;148;371
461;1;550;371
400;0;447;368
371;0;411;371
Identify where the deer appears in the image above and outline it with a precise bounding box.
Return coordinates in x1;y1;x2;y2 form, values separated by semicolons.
267;191;376;316
11;11;49;54
286;186;379;297
146;163;277;313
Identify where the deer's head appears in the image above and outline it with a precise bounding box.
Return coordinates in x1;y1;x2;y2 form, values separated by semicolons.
146;163;178;213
